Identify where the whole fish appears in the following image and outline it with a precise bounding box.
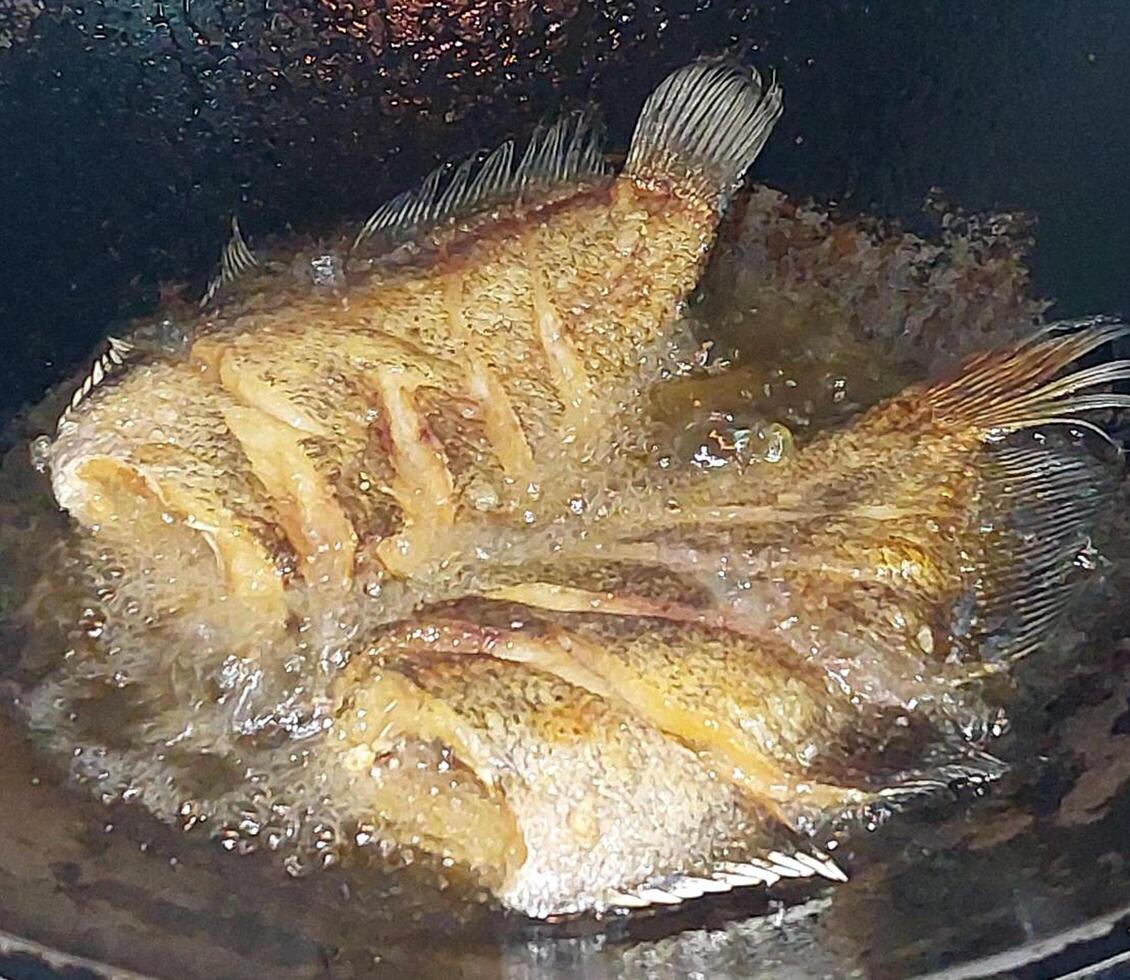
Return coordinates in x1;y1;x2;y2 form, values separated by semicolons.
48;60;782;630
322;319;1128;915
18;59;1130;919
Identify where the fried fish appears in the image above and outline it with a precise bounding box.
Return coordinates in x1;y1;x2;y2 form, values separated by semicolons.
321;319;1127;914
13;59;1129;918
47;60;782;626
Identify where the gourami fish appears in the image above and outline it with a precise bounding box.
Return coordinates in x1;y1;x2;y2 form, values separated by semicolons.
20;59;1130;918
48;60;783;629
324;320;1129;915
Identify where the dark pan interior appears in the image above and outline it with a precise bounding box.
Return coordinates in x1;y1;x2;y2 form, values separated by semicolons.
2;3;1130;977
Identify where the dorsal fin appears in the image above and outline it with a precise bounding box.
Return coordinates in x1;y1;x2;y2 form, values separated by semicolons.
56;336;135;429
200;216;259;307
624;58;783;211
352;109;609;252
57;316;196;427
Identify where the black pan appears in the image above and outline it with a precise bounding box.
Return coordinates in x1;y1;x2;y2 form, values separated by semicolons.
2;3;1129;977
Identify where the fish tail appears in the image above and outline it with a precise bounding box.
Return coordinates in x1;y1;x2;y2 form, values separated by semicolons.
781;318;1127;675
922;318;1129;664
954;436;1122;666
624;57;783;210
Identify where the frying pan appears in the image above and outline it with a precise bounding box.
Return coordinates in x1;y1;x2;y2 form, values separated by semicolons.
1;3;1129;977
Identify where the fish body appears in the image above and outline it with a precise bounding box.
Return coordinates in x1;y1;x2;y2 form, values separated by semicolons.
20;61;1130;918
49;65;781;623
320;323;1127;915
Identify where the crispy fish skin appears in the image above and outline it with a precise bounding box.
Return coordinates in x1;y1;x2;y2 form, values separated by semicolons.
477;323;1130;712
47;62;783;619
317;321;1125;916
48;359;295;634
355;607;874;813
186;174;711;581
331;649;783;918
37;60;810;914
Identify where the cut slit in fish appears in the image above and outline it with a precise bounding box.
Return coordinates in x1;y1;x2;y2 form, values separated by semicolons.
360;611;877;825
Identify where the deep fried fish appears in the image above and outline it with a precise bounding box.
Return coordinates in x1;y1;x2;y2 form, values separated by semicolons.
18;60;1129;918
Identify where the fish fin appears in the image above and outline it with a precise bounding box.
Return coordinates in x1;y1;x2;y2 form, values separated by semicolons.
353;109;609;252
57;319;193;424
600;848;847;911
904;317;1127;663
200;216;258;307
774;749;1008;840
925;316;1130;435
956;437;1121;664
623;57;783;210
927;318;1130;659
61;335;135;418
869;750;1009;810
